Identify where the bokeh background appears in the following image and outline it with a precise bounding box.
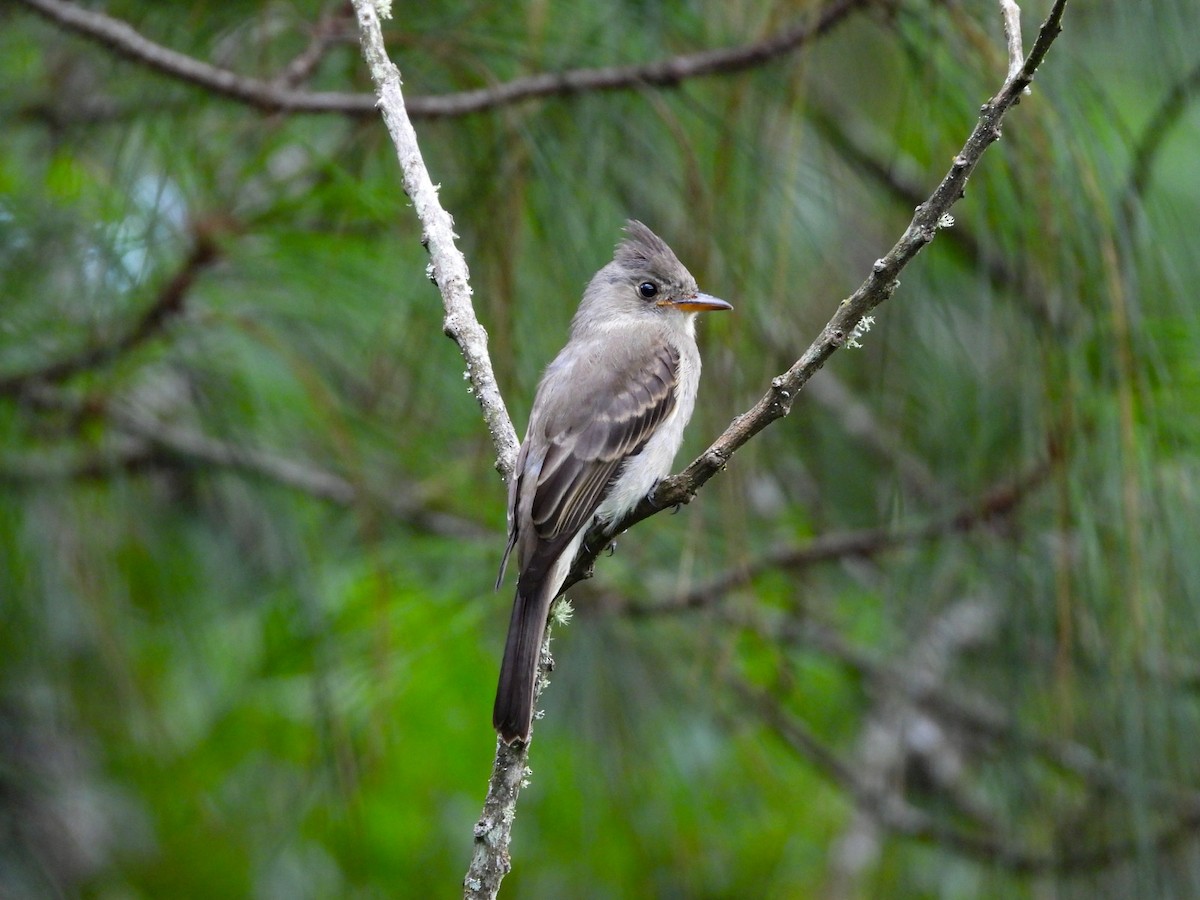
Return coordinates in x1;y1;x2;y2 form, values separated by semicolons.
3;0;1200;896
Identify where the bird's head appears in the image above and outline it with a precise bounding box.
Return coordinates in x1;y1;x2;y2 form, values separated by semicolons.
574;220;732;332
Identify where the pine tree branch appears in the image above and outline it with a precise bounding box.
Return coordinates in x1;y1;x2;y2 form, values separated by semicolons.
0;228;219;396
16;0;871;119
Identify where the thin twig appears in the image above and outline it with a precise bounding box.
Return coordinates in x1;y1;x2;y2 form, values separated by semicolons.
612;451;1055;616
998;0;1025;87
568;0;1070;591
272;3;355;89
1122;57;1200;218
16;0;871;119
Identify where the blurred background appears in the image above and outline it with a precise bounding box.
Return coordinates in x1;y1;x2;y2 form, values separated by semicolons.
3;0;1199;896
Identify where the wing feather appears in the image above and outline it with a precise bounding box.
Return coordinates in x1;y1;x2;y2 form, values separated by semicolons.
529;343;679;540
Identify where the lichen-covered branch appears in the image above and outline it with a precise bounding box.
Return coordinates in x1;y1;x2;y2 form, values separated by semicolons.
349;0;518;479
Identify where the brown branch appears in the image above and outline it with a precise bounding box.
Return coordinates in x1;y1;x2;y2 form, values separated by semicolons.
8;387;487;538
1122;56;1200;217
0;227;219;397
110;402;486;537
740;675;1200;874
568;0;1070;591
16;0;871;119
597;444;1056;615
726;608;1200;856
272;2;356;89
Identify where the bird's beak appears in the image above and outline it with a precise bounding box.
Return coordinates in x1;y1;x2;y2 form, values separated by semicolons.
668;292;733;313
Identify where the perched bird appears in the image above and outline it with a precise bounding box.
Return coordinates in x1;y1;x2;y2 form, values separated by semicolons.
493;220;732;744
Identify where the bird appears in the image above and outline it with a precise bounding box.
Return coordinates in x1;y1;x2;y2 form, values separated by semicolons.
493;220;732;744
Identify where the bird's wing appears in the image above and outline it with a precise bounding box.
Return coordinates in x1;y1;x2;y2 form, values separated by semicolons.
530;341;680;541
494;439;529;590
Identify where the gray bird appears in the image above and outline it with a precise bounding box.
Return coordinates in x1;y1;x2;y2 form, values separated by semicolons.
493;220;732;744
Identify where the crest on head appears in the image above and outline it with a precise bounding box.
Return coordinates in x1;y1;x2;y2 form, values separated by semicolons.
612;220;694;289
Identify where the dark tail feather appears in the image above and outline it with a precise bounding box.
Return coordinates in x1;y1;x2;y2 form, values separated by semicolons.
493;580;554;744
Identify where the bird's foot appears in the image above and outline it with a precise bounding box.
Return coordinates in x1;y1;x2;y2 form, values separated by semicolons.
646;479;683;514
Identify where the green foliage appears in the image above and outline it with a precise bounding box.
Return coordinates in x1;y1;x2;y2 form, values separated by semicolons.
3;0;1200;897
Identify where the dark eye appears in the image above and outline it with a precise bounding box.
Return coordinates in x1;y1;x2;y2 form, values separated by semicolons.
638;281;658;299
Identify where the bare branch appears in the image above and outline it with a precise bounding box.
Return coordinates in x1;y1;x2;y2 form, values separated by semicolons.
346;3;522;895
998;0;1025;87
0;228;219;397
740;675;1200;873
1122;57;1200;215
16;0;871;119
8;386;486;537
463;626;556;900
116;403;487;536
610;452;1055;616
349;0;518;479
272;3;356;89
15;0;370;115
569;0;1070;589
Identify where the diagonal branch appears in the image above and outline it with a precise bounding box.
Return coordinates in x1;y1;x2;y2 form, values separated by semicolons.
740;675;1200;874
568;0;1069;591
346;4;521;894
17;0;871;119
110;403;486;537
0;228;219;397
610;450;1056;617
349;3;518;479
1121;56;1200;219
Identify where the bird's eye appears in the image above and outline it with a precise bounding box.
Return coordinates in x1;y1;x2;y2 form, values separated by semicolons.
638;281;659;299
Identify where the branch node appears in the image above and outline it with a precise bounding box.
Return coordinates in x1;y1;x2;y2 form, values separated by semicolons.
704;448;727;471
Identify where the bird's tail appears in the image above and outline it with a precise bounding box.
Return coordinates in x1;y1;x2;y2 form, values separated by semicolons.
493;578;555;744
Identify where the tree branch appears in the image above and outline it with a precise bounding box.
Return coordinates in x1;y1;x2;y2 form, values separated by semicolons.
16;0;871;119
0;227;219;397
9;384;488;537
1122;56;1200;217
715;603;1200;865
568;0;1070;590
344;4;525;897
349;1;518;478
607;450;1055;617
111;402;487;537
272;2;355;89
741;675;1200;874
